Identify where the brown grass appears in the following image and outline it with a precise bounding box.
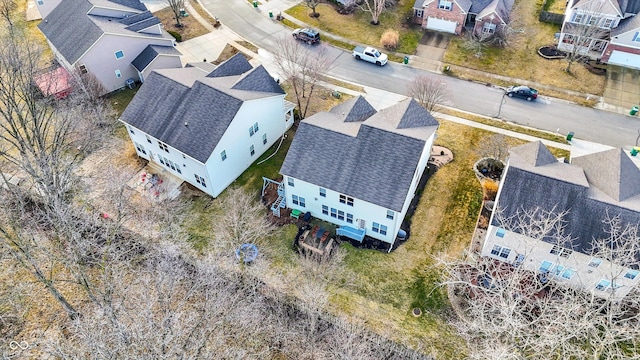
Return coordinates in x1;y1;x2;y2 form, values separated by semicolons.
443;0;605;95
154;8;208;41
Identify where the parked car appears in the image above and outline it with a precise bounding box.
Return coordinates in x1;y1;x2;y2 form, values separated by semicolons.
292;28;320;45
352;46;388;66
506;85;538;101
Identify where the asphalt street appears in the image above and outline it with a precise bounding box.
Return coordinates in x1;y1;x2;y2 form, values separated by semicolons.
200;0;640;148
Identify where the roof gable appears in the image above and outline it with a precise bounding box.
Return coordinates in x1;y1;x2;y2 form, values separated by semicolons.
207;53;253;78
329;95;377;123
131;45;182;72
510;141;558;166
572;148;640;201
231;65;286;94
391;98;440;129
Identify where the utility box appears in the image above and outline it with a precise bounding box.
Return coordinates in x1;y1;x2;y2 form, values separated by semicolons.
126;78;135;89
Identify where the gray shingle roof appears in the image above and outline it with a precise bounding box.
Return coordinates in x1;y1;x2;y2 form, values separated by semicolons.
231;65;285;94
131;45;182;72
120;59;285;163
572;147;640;202
494;142;640;259
470;0;494;14
477;0;514;22
329;95;377;123
612;13;640;36
38;0;164;65
280;98;438;211
510;140;558;167
207;53;253;78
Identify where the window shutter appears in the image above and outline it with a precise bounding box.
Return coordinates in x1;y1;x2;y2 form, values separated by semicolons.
633;32;639;42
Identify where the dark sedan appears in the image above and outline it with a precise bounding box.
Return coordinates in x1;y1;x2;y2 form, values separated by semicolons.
506;85;538;101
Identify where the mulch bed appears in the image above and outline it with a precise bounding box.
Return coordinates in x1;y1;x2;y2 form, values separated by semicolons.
537;46;566;59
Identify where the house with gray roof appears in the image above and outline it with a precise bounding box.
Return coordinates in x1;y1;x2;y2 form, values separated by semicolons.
38;0;181;95
412;0;513;35
120;54;295;198
558;0;640;65
280;96;439;250
482;141;640;299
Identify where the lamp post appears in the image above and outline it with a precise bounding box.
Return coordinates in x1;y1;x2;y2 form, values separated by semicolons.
495;91;507;119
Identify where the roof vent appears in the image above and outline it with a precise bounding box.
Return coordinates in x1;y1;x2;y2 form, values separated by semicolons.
184;122;188;127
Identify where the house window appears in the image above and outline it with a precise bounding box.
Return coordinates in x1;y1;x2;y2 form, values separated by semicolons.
115;69;122;78
414;9;423;18
587;16;600;26
596;279;611;291
322;205;328;215
250;145;255;156
490;244;511;259
347;213;353;224
552;264;565;276
330;208;337;218
249;126;254;136
625;270;639;280
573;13;584;23
288;177;294;187
146;135;152;144
221;150;227;161
158;141;169;152
78;64;88;74
115;50;125;59
634;32;640;42
134;142;146;155
550;245;572;258
386;210;394;220
588;258;602;268
337;210;345;221
379;224;387;235
292;195;305;207
438;0;452;10
561;269;576;279
262;133;267;145
194;174;206;187
539;260;553;273
603;18;614;28
37;0;43;5
483;22;496;34
339;194;354;206
254;122;259;133
319;188;326;197
496;228;506;238
514;254;525;267
562;34;575;44
372;222;381;233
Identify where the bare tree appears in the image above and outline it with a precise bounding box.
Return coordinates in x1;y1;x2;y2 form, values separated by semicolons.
408;75;450;113
0;0;14;27
476;133;510;162
359;0;386;25
164;0;185;27
305;0;320;18
443;208;640;359
272;36;334;120
557;1;609;73
463;31;492;58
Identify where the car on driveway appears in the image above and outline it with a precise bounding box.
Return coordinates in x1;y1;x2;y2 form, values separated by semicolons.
506;85;538;101
292;28;320;45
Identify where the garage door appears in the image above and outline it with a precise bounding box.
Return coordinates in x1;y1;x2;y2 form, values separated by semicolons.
426;17;457;33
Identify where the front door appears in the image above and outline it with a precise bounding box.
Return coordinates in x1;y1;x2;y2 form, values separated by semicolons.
357;219;366;230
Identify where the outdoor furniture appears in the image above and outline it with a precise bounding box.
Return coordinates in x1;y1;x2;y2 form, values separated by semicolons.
320;231;329;243
291;209;302;219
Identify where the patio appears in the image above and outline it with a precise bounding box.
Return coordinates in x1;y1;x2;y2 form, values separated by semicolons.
127;163;183;202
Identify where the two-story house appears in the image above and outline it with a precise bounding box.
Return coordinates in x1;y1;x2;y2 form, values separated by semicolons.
412;0;514;36
38;0;182;95
280;96;439;252
482;141;640;300
120;54;296;198
557;0;640;62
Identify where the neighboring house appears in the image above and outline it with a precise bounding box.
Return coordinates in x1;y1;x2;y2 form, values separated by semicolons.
601;13;640;67
482;141;640;299
412;0;513;35
558;0;640;62
280;96;439;251
120;54;296;198
38;0;182;95
34;0;62;19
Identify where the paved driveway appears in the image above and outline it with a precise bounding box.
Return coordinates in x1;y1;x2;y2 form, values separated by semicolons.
416;30;452;62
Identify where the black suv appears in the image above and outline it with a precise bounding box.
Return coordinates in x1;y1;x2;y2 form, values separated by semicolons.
292;28;320;45
506;85;538;101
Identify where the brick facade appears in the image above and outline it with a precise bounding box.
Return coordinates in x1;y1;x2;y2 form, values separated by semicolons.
421;0;466;34
601;43;640;63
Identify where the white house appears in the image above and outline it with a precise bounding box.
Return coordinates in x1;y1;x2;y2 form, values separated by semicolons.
280;96;439;251
120;54;296;198
38;0;182;95
482;141;640;299
557;0;640;61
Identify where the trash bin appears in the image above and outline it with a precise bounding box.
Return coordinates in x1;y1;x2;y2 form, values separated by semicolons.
269;11;273;18
632;147;640;156
403;56;409;64
631;106;639;115
566;131;574;141
252;0;257;7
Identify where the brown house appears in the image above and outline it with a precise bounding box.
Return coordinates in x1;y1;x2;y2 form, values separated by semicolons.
413;0;513;36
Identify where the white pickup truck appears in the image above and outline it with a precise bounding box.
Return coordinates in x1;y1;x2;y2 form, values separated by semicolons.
352;46;388;66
